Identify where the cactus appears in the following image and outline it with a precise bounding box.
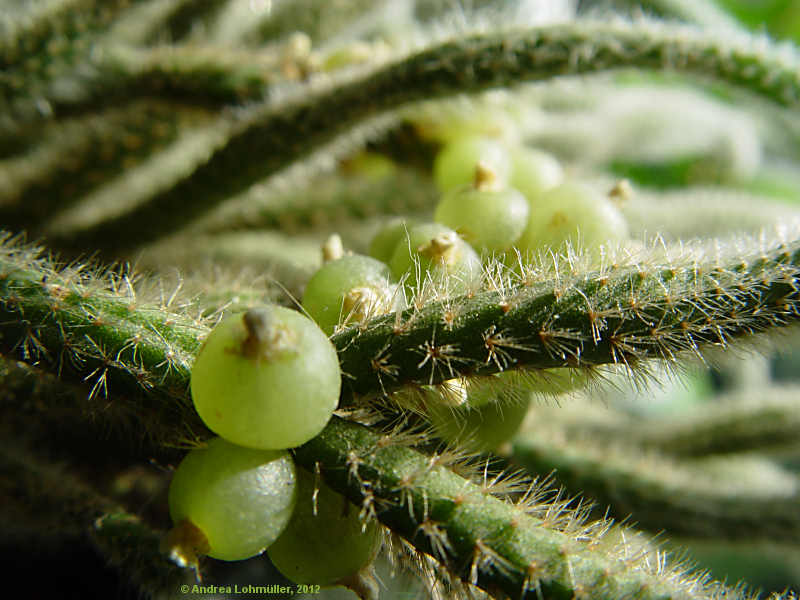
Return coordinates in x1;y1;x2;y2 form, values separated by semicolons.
1;1;800;599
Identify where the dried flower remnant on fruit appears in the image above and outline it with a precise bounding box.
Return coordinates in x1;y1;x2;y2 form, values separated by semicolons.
240;307;297;361
322;233;345;263
282;32;315;80
303;251;402;335
341;287;383;328
161;518;210;575
608;179;633;206
339;569;380;600
474;161;500;191
418;232;459;266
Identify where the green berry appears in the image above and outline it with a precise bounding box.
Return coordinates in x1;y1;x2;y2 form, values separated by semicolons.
433;135;512;192
340;151;396;180
166;437;297;562
268;468;382;586
388;223;481;294
510;147;564;199
368;218;418;264
190;306;341;450
522;368;589;396
515;182;629;258
466;369;587;408
434;163;530;254
412;102;517;144
461;375;504;408
302;254;402;335
427;394;531;453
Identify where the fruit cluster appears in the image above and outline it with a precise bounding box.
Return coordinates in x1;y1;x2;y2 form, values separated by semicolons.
164;132;631;592
165;305;380;591
430;134;629;261
368;133;630;452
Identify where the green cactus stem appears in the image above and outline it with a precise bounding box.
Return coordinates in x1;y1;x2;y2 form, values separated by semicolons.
591;0;740;29
193;162;436;235
333;234;800;401
511;427;800;542
0;233;207;444
0;100;214;234
4;231;800;412
0;355;201;460
0;0;151;127
634;387;800;457
294;415;795;600
46;19;800;255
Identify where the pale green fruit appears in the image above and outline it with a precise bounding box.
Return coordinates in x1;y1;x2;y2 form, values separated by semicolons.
302;254;403;335
466;369;588;408
427;395;531;453
412;102;518;144
510;147;564;199
168;437;297;561
434;182;529;254
368;218;418;264
268;468;382;585
190;306;341;450
521;367;590;396
388;223;481;294
516;182;629;257
433;135;512;192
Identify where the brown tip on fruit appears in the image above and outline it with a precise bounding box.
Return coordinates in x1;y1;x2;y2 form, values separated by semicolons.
161;519;210;579
322;234;345;263
474;161;499;191
417;232;458;264
608;179;632;205
241;306;296;360
338;566;380;600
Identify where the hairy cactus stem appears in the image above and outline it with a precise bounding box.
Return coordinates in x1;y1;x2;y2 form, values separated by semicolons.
47;20;800;255
295;416;760;600
333;239;800;402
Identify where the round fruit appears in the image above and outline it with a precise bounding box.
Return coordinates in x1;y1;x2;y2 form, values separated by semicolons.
521;367;590;396
340;150;396;180
434;163;529;254
515;182;629;258
302;254;403;335
268;468;382;585
510;147;564;200
388;223;481;294
190;306;341;450
461;375;504;408
166;437;297;562
427;394;531;453
466;369;588;408
433;135;512;192
412;101;518;144
368;218;418;264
